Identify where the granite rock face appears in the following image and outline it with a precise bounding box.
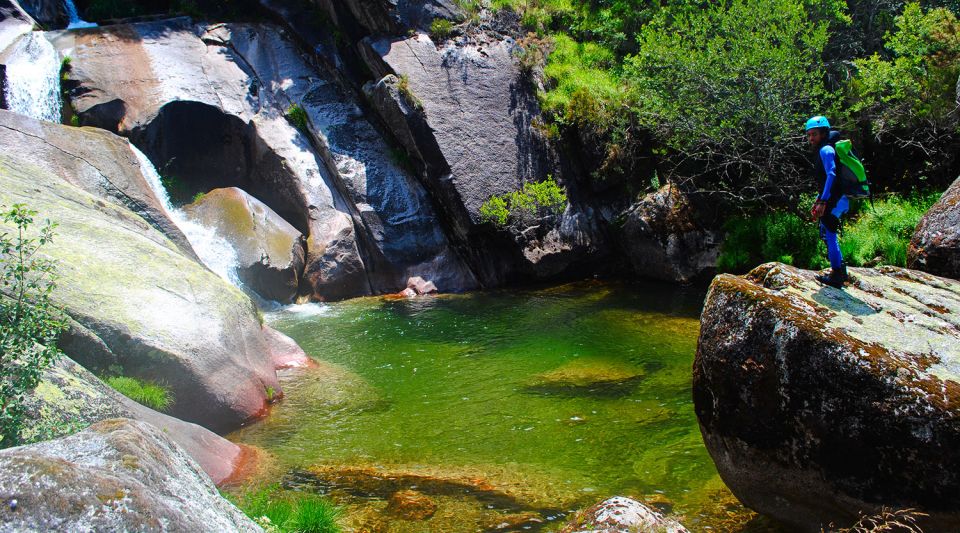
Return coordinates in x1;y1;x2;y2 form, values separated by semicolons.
909;177;960;280
561;496;688;533
619;185;719;283
0;152;279;433
53;18;474;299
23;357;248;485
695;263;960;530
0;419;261;532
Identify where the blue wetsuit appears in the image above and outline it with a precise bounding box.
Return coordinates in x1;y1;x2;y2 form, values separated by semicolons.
817;138;848;271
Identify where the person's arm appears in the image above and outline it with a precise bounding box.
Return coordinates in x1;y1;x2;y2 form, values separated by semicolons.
819;145;836;201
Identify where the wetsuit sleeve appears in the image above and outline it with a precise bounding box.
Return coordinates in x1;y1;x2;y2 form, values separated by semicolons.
819;145;836;201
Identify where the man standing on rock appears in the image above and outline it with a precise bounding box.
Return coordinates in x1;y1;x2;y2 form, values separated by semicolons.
805;115;849;288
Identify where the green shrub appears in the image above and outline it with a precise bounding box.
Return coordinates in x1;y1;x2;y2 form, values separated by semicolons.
191;191;206;204
105;376;173;411
841;192;941;266
430;18;454;41
285;104;309;133
0;204;65;447
227;485;342;533
480;177;567;228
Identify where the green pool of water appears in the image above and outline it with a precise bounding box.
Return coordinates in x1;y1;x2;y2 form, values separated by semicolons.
228;280;762;531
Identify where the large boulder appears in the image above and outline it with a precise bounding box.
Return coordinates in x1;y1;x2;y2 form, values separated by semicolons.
51;18;474;299
0;153;279;433
908;177;960;279
0;418;261;532
360;26;607;285
24;356;250;485
184;187;306;302
15;0;65;29
619;185;719;283
694;263;960;530
0;109;196;257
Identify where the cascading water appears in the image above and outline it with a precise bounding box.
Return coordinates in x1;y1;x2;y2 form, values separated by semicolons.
2;32;61;123
63;0;96;29
131;145;243;286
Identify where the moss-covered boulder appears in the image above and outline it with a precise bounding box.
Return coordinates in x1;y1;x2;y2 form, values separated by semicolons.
0;419;261;532
694;263;960;530
184;187;306;302
909;177;960;279
23;357;250;485
0;155;279;433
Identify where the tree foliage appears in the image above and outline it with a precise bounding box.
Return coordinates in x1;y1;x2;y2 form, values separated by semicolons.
0;205;64;448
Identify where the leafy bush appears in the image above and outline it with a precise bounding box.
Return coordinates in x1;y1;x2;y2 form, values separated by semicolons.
840;191;940;266
0;205;65;448
227;485;342;533
105;376;173;411
624;0;837;202
285;104;309;134
429;18;454;41
479;177;567;228
848;4;960;134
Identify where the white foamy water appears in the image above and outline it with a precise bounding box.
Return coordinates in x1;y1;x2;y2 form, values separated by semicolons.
3;32;61;122
64;0;97;29
131;145;243;285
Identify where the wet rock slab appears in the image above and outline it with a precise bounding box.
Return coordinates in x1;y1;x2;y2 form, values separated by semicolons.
694;262;960;530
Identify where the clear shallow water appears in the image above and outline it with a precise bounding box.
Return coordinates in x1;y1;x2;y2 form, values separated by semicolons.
229;281;769;531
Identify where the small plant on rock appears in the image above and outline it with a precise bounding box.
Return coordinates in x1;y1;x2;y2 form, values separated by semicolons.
479;176;567;229
285;104;309;134
227;484;342;533
0;204;65;448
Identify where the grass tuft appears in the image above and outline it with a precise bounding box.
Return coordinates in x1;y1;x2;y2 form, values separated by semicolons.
285;104;309;134
227;485;342;533
105;376;173;412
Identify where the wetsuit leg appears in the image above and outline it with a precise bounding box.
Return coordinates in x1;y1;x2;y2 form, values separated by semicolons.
820;196;849;270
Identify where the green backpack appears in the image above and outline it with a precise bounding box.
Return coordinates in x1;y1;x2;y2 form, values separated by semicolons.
833;139;871;199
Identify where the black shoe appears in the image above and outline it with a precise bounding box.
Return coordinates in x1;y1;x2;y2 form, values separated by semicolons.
816;263;848;288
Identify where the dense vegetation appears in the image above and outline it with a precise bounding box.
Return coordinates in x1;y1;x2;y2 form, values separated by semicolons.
0;205;64;448
716;191;940;272
486;0;959;206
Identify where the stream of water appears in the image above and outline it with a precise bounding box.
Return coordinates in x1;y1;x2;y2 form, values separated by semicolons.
228;281;772;532
63;0;97;29
2;32;61;123
132;145;242;284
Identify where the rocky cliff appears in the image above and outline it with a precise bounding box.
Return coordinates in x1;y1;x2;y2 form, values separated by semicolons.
909;176;960;280
694;262;960;530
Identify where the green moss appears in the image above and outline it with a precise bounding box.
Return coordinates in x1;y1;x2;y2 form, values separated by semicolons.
104;376;173;412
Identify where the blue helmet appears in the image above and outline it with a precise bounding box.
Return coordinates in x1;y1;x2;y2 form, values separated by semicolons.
804;116;830;131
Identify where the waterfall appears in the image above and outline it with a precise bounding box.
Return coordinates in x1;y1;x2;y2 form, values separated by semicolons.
63;0;96;29
2;32;61;123
131;145;243;286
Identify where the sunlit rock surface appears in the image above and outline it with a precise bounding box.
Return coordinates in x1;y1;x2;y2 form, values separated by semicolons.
185;187;306;303
23;357;247;485
51;18;473;299
694;262;960;530
909;176;960;280
0;419;261;532
561;496;688;533
0;154;279;433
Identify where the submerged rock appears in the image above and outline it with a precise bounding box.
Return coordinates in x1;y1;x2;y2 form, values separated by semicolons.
23;357;250;485
909;177;960;279
619;185;719;283
527;359;645;396
0;419;261;532
0;153;279;433
184;187;306;303
561;496;688;533
694;262;960;530
386;489;438;520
